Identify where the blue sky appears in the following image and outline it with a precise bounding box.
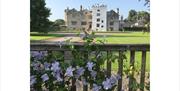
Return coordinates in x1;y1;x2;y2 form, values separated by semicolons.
45;0;149;21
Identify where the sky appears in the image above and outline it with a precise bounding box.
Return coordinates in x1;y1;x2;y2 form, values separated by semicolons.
45;0;149;21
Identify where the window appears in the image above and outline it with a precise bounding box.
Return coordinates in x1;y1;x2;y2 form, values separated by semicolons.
81;22;86;25
110;22;114;25
97;18;100;22
71;21;77;25
101;25;104;28
97;9;100;12
96;24;100;27
120;24;123;27
101;20;104;23
97;13;100;16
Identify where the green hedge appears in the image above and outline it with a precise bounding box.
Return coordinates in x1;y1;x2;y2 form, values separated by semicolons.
120;27;146;31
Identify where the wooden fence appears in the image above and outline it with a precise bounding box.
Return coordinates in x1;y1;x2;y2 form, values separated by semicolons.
31;42;150;91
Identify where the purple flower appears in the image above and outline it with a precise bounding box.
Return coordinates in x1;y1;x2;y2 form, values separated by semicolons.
52;70;63;82
92;84;101;91
31;51;40;58
30;75;36;86
90;70;97;78
44;62;50;71
31;61;41;71
116;74;121;80
86;61;95;71
65;66;75;77
110;76;117;85
41;74;49;82
51;61;60;72
56;75;63;82
76;67;85;78
31;51;47;60
82;78;88;86
102;78;112;90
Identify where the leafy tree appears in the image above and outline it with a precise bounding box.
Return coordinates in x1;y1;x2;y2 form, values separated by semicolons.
30;0;51;33
54;19;65;26
137;11;150;24
51;19;66;31
128;10;137;22
127;10;150;24
138;0;150;8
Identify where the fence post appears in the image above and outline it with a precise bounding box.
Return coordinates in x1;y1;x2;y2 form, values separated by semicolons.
140;51;146;91
129;50;135;91
117;50;124;91
107;51;111;77
83;51;88;91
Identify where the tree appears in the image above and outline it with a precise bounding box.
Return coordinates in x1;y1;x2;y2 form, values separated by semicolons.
144;0;150;7
54;19;65;26
128;10;137;22
51;19;66;31
137;11;150;24
30;0;51;33
138;0;150;8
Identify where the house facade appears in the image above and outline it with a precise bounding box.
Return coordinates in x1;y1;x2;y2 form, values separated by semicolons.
64;4;120;31
91;4;107;31
64;5;92;31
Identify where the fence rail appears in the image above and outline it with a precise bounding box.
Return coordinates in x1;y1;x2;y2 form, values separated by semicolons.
31;42;150;91
31;42;149;51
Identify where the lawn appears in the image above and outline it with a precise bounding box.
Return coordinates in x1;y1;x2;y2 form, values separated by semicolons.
31;36;56;40
30;33;64;41
31;31;150;72
31;32;150;44
103;51;150;72
96;32;149;44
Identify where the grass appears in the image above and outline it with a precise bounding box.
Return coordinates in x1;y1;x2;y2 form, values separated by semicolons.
96;32;149;44
97;37;149;44
31;31;150;72
31;36;56;40
31;32;150;44
103;51;150;72
30;33;64;41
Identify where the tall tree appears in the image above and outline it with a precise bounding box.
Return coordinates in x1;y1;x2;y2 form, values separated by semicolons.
128;10;137;22
51;19;65;31
138;0;150;8
30;0;51;33
54;19;65;26
137;11;150;22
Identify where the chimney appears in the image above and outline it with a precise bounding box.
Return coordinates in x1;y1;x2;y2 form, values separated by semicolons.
121;15;123;21
117;8;119;14
80;5;82;11
65;7;69;13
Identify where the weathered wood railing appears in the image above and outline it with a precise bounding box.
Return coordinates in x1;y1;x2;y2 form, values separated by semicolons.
31;42;150;91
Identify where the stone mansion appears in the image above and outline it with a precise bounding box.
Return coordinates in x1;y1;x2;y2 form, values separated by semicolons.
64;4;124;31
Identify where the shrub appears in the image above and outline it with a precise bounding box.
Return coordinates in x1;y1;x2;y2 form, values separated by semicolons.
122;27;147;31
